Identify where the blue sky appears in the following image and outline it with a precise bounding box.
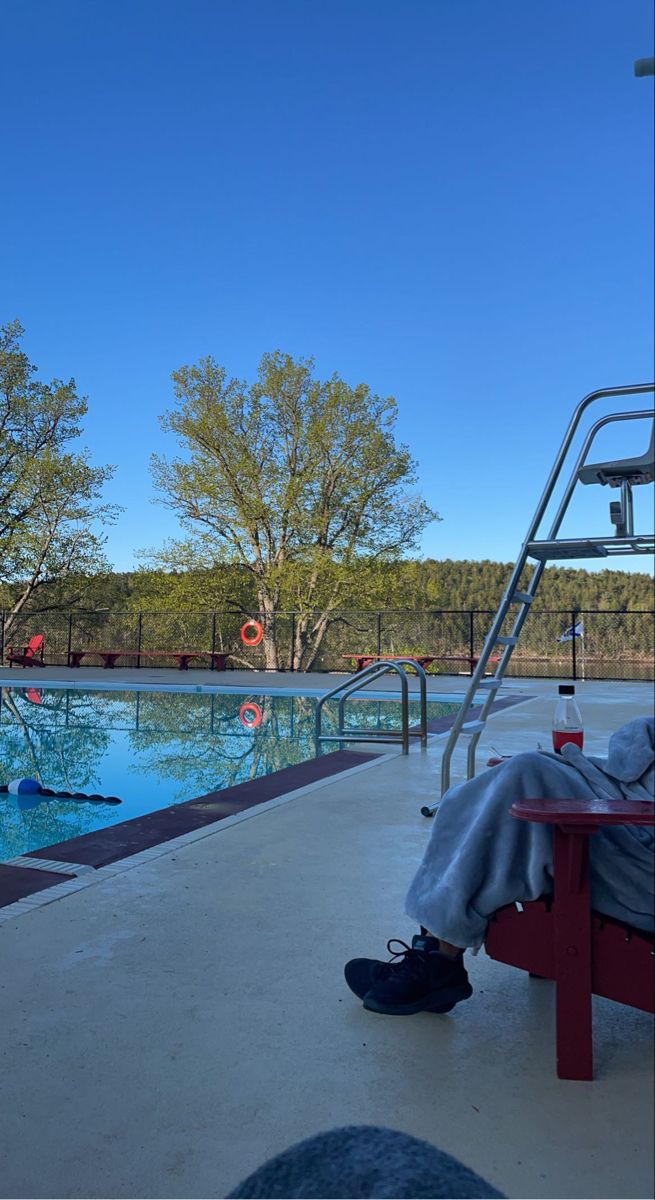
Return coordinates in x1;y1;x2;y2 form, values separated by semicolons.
2;0;653;574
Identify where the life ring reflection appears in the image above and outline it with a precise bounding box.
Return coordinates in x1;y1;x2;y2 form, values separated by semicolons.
239;702;263;729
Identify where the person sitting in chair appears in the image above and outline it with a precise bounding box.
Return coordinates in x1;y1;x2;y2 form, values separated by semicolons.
344;716;654;1016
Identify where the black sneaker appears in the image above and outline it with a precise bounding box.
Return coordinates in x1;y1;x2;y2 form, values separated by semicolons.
344;934;434;1000
345;935;473;1015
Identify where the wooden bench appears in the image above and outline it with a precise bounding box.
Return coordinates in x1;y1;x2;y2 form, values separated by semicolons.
342;653;501;674
342;654;440;673
437;654;501;671
68;649;231;671
485;795;655;1079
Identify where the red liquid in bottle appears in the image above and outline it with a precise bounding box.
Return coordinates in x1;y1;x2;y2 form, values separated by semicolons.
552;729;584;753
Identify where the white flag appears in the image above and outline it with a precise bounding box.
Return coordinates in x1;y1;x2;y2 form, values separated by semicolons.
558;620;584;643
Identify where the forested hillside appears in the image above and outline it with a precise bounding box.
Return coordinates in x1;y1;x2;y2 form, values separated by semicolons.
2;559;651;616
408;559;654;612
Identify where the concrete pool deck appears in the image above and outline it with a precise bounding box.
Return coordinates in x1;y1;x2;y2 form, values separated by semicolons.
0;670;653;1199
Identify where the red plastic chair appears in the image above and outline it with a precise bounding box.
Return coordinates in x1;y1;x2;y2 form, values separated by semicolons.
5;634;46;668
485;796;655;1080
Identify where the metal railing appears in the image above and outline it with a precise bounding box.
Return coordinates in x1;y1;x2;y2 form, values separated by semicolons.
315;659;428;755
1;607;653;681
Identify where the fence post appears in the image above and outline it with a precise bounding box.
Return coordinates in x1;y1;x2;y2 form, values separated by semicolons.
211;613;217;670
272;610;278;671
0;611;4;663
376;611;382;658
571;609;578;681
290;612;296;672
67;613;73;667
469;611;475;675
136;613;143;668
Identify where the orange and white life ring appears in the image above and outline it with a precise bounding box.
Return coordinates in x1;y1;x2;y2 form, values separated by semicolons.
239;702;263;729
240;619;264;647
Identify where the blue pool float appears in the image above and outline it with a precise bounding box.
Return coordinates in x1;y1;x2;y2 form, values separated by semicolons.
0;778;121;804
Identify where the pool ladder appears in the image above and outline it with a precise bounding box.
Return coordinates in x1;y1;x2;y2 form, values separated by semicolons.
315;659;428;755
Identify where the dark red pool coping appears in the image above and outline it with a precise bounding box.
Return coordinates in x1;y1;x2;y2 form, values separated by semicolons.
24;749;380;871
0;863;75;908
422;693;532;733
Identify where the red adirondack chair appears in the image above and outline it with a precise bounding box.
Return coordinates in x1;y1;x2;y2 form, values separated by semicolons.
5;634;46;668
485;795;655;1080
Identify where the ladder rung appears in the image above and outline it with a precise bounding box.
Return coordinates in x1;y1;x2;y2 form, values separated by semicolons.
462;720;485;733
496;636;518;646
478;678;503;688
511;591;533;604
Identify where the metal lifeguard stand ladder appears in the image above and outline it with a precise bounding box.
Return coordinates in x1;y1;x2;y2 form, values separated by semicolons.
425;383;655;815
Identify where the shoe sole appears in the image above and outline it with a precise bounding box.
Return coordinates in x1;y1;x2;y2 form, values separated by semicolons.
363;983;473;1015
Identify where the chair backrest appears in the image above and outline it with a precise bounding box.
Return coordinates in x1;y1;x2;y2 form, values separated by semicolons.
578;419;655;487
25;634;45;657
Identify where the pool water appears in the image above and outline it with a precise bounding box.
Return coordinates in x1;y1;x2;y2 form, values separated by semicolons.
0;685;461;860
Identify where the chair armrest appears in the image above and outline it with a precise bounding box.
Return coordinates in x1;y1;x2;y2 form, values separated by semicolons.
511;797;655;827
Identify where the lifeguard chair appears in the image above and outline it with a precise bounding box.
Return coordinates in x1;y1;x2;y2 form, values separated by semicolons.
430;384;654;802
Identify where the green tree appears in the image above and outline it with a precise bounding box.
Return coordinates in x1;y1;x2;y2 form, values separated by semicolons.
126;565;256;615
0;320;118;639
148;351;438;668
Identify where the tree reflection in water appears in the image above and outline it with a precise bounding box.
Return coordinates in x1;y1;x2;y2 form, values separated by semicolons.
125;691;441;796
0;686;438;859
126;692;320;797
0;688;325;856
0;686;116;858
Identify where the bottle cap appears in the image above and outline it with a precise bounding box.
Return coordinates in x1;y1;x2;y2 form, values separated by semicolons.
558;685;575;695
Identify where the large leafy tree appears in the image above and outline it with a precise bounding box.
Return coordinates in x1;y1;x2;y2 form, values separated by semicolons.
0;320;118;639
149;351;438;667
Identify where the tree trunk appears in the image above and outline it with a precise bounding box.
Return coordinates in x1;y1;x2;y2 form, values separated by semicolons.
292;612;310;671
293;607;336;671
257;592;280;670
2;580;42;642
1;689;44;784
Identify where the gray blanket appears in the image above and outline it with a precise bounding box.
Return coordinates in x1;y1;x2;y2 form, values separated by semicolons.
405;717;655;948
552;714;654;800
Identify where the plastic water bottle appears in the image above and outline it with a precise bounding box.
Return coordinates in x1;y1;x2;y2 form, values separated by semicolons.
552;685;584;753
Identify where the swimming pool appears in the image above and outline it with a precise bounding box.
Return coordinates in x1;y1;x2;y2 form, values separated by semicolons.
0;684;465;860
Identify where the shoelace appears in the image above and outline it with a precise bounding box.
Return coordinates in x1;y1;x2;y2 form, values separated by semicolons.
384;939;432;979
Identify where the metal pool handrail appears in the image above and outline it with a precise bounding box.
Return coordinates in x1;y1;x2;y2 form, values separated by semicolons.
315;658;428;755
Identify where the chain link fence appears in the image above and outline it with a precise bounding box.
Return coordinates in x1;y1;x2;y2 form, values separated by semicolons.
1;608;653;681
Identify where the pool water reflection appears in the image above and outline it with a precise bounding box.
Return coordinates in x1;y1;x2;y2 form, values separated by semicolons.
0;686;459;859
